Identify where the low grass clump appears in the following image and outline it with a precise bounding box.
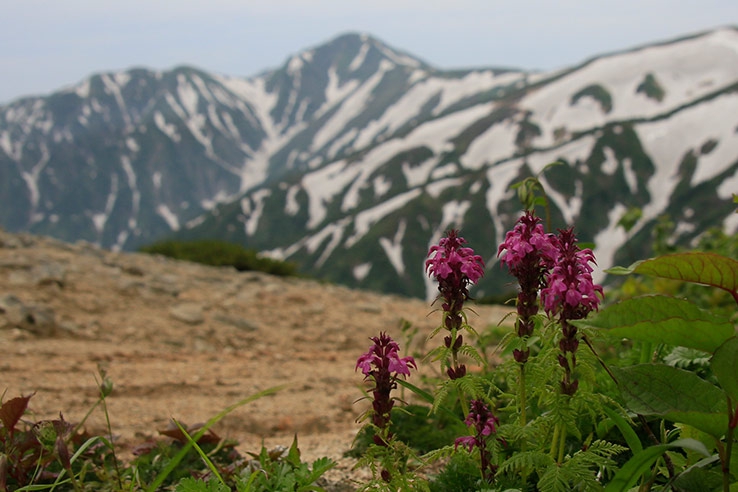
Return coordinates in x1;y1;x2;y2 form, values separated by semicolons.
139;239;299;277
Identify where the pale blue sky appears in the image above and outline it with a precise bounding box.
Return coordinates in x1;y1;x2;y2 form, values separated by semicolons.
2;0;736;104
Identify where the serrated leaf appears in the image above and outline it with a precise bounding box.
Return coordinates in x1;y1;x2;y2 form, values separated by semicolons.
606;252;738;296
604;439;711;492
572;295;733;353
711;337;738;403
612;364;728;438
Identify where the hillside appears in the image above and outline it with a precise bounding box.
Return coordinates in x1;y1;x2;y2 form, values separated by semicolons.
0;228;511;488
2;28;737;299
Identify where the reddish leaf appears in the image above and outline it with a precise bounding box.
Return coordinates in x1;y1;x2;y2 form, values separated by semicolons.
159;421;221;445
0;395;33;431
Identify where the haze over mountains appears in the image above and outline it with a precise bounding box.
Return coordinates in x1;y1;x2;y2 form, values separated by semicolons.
1;28;737;299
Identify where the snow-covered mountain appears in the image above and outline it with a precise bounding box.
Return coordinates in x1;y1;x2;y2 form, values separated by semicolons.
2;29;738;299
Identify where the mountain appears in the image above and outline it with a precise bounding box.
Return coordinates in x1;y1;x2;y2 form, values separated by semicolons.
2;29;738;299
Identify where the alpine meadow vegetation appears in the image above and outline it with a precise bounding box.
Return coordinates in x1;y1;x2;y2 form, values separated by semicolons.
2;172;738;491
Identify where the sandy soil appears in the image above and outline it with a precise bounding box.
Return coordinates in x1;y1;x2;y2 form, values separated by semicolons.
0;230;511;489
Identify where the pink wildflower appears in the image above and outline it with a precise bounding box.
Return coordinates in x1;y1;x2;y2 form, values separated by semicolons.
427;230;485;285
497;211;557;273
426;230;484;379
541;228;603;318
356;332;416;442
497;211;557;361
454;399;499;482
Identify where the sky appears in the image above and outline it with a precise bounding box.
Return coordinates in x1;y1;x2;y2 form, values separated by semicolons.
2;0;736;104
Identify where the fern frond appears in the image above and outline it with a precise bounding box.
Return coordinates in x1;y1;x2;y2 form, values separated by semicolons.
457;344;486;366
420;444;456;464
432;380;453;414
498;450;554;476
454;374;486;400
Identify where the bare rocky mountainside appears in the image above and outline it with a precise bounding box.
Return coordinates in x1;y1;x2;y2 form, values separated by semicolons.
0;228;510;487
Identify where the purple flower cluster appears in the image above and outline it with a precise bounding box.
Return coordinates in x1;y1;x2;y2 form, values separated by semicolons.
426;229;485;315
426;230;485;379
356;332;416;442
498;212;557;275
541;228;603;319
497;212;557;362
498;214;603;395
455;399;499;482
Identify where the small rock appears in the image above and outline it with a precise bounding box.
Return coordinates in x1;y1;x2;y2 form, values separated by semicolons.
32;262;67;287
356;303;382;314
169;303;204;325
213;313;259;332
0;294;56;336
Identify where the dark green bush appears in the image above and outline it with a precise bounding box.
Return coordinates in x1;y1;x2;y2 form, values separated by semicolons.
139;239;299;277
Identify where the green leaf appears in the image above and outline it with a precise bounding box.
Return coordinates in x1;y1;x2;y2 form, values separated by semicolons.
601;406;642;455
604;439;711;492
175;477;230;492
173;419;226;487
612;364;728;438
607;252;738;296
711;337;738;403
572;295;734;353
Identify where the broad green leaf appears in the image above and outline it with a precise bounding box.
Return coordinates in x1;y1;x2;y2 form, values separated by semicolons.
572;295;733;353
612;364;728;438
607;252;738;296
604;438;711;492
711;337;738;403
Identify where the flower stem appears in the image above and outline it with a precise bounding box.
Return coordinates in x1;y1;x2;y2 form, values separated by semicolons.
723;402;738;492
550;422;561;460
519;364;527;427
557;425;567;464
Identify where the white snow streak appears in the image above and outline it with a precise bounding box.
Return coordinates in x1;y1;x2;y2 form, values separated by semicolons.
345;189;421;247
312;60;393;151
157;204;180;231
379;219;407;275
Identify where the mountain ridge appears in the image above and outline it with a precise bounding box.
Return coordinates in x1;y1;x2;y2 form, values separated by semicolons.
2;28;737;299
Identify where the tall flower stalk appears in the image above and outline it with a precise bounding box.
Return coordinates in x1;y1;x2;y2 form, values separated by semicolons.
498;212;557;426
356;332;417;445
425;230;485;382
355;332;416;485
540;227;603;462
455;399;500;484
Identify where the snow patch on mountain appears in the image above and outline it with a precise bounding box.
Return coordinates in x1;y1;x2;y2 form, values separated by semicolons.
154;111;181;142
349;39;371;72
157;204;180;231
241;189;272;236
311;59;393;151
592;203;628;283
353;262;372;281
303;159;360;228
379;219;407;275
460;115;518;170
635;92;738;233
345;189;422;247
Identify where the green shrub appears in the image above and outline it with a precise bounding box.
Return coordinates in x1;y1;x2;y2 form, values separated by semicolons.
139;239;300;277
